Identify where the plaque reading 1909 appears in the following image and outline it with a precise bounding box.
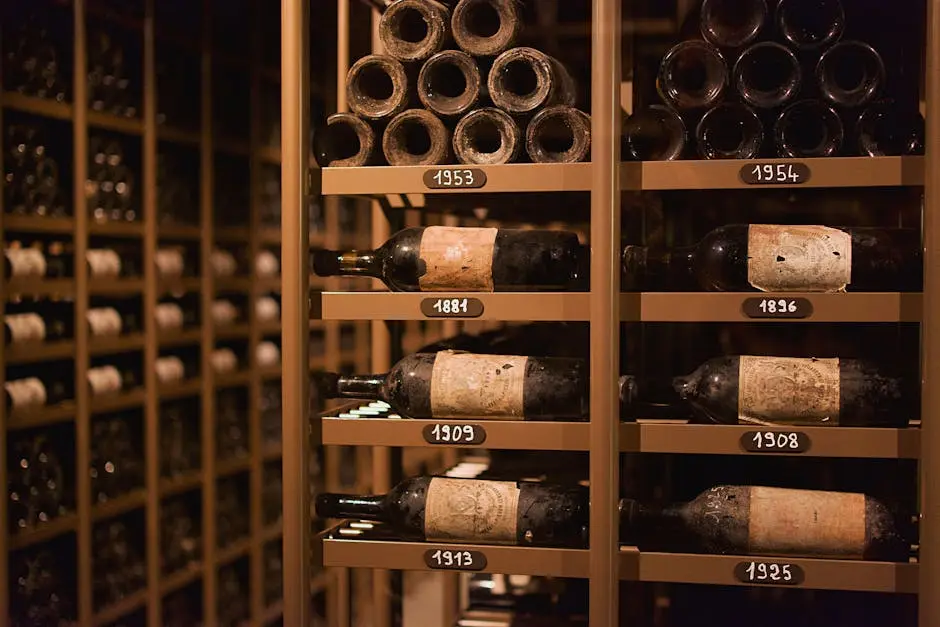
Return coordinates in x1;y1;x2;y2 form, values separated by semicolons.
740;162;811;185
423;168;487;190
423;423;487;445
742;297;813;319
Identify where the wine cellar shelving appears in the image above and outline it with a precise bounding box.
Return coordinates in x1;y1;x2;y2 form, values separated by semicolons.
0;0;397;625
287;0;940;626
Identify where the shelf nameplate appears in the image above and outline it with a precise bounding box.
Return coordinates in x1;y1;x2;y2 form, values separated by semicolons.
740;162;811;185
424;548;488;571
420;297;484;318
742;297;813;319
422;423;487;445
423;168;487;190
734;560;806;585
740;431;811;454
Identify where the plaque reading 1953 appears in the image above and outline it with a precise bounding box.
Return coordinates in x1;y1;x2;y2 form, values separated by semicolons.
423;168;487;190
740;162;811;185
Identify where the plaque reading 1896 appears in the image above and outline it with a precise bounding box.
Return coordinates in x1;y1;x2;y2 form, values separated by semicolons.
742;297;813;319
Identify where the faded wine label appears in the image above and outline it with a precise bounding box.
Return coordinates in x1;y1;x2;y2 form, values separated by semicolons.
155;356;186;384
748;486;866;558
7;248;47;278
5;378;47;409
425;478;520;544
6;313;46;343
87;307;122;337
86;249;121;278
747;225;852;292
88;366;122;396
418;227;498;291
155;303;184;330
738;356;840;426
430;351;527;418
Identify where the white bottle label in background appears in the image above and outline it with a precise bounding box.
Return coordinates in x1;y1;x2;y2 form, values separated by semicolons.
255;296;280;323
255;341;281;368
211;348;238;374
87;307;123;337
6;248;47;278
210;249;238;278
86;249;122;279
155;356;186;385
155;303;184;331
5;313;47;343
155;248;185;278
87;365;123;396
4;377;48;409
254;250;280;278
212;300;239;325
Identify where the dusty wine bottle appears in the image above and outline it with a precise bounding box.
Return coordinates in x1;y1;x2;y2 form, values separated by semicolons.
314;112;376;168
346;55;411;121
312;226;588;292
695;102;764;159
525;105;591;164
620;355;912;427
621;224;922;292
453;108;522;165
733;42;801;108
382;109;451;166
451;0;521;57
488;47;576;115
775;0;845;50
622;105;687;162
316;476;590;547
319;350;588;420
816;41;886;109
700;0;768;48
418;50;482;118
620;485;907;560
855;100;926;157
774;99;844;158
657;40;729;111
379;0;451;62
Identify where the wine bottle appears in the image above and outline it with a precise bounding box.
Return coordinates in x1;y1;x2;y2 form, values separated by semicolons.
210;248;238;278
733;42;801;108
312;226;588;292
620;355;912;427
488;47;575;115
155;246;192;279
156;296;199;332
346;55;410;121
382;108;451;166
256;341;281;368
211;347;239;375
622;105;687;162
87;363;138;397
776;0;845;50
418;50;482;118
317;476;590;547
657;40;729;111
700;0;768;48
694;102;763;159
211;299;241;326
621;485;907;560
87;305;134;339
320;350;587;420
855;100;926;157
155;353;199;386
451;0;521;57
816;41;886;109
4;301;73;345
4;374;71;412
255;250;280;278
621;224;922;292
4;245;50;280
775;99;844;158
454;107;522;165
525;105;591;164
314;112;376;168
255;295;281;323
379;0;450;62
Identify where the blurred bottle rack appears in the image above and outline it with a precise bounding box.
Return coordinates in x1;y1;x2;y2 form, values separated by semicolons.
0;0;377;625
280;1;940;627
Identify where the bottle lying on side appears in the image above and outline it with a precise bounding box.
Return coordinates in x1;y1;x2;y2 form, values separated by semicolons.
620;355;913;428
319;350;588;420
317;476;910;560
622;224;922;292
312;226;589;292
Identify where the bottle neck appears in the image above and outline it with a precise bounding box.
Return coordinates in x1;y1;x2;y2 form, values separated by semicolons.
622;246;695;290
316;493;387;521
335;374;386;400
619;499;687;544
313;249;380;278
619;375;686;420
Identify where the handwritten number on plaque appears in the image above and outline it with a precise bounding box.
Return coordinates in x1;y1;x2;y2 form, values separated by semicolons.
742;297;813;319
740;163;811;185
424;549;487;571
422;423;487;445
423;168;487;189
420;297;484;319
741;431;810;454
735;561;805;585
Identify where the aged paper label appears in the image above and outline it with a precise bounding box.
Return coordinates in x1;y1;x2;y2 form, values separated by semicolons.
255;251;280;278
210;249;238;277
155;357;186;384
425;478;520;544
255;342;281;368
211;348;238;374
418;227;498;292
212;300;239;325
86;249;121;278
430;351;527;418
255;296;280;323
88;366;122;395
155;249;185;278
738;356;840;426
5;378;48;409
748;486;866;558
87;307;122;337
155;303;184;330
6;313;46;343
747;225;852;292
7;248;47;278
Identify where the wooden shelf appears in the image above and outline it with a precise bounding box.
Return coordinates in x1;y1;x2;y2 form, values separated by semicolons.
90;589;148;627
5;278;74;297
157;125;201;146
159;562;204;596
159;470;203;497
89;388;147;414
87;111;144;135
91;489;148;522
217;537;252;566
5;340;75;364
88;221;146;237
157;328;203;346
217;456;252;478
157;379;203;400
1;91;73;120
8;514;79;550
88;278;145;295
158;224;203;240
3;215;75;233
6;401;76;430
88;333;146;356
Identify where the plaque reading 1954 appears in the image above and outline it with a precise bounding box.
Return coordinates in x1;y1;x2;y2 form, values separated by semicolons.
423;168;487;190
742;297;813;319
424;549;487;571
734;561;805;586
740;162;811;185
421;297;484;318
